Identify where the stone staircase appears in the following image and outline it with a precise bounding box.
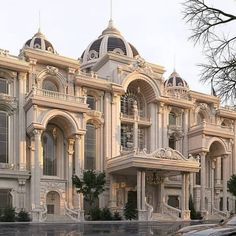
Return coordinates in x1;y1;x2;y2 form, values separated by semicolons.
152;212;178;221
45;214;76;223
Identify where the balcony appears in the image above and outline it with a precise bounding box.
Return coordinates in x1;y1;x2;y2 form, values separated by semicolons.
107;148;200;175
25;87;88;111
189;121;234;139
120;113;151;126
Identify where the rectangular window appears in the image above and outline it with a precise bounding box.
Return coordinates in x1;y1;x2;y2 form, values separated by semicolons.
0;78;8;94
121;124;133;151
138;127;145;150
0;189;12;209
0;112;8;163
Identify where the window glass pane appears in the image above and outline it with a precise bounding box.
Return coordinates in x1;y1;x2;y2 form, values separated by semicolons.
169;112;176;125
0;112;8;163
121;90;145;117
87;96;96;110
42;129;57;176
42;79;58;92
0;190;12;209
0;79;7;94
121;124;133;151
85;124;96;169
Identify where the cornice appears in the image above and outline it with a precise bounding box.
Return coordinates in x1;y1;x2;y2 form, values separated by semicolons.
0;54;29;72
23;48;80;70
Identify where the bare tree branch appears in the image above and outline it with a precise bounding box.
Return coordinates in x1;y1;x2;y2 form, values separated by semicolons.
183;0;236;103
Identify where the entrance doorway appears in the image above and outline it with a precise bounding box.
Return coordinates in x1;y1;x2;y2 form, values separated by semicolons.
46;191;60;215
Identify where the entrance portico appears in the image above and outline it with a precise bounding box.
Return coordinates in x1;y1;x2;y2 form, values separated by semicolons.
107;148;200;220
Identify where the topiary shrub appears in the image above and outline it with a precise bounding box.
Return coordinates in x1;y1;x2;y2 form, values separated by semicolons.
17;210;30;222
113;211;122;220
90;207;102;221
101;207;113;221
1;207;16;222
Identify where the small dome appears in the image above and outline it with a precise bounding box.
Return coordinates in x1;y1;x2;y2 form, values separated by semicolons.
164;71;189;89
22;29;57;54
80;20;139;67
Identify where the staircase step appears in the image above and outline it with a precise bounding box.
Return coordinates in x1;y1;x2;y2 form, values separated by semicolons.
45;214;75;223
152;213;176;221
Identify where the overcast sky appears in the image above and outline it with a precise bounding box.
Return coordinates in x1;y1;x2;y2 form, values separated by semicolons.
1;0;235;94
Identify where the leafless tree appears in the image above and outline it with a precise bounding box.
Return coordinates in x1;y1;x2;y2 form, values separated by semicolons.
183;0;236;102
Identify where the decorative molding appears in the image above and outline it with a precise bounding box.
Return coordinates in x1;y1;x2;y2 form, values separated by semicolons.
46;65;59;76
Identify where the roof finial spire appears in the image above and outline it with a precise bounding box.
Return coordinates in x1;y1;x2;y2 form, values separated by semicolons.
173;53;176;72
38;11;41;33
108;0;114;28
110;0;113;20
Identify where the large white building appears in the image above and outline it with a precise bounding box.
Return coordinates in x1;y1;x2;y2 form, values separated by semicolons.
0;18;235;222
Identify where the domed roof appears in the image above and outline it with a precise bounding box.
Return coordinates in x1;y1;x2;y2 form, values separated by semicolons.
81;20;139;67
164;71;189;89
22;29;57;54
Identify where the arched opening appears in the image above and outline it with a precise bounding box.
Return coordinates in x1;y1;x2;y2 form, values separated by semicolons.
42;124;65;177
42;78;59;92
46;191;60;215
197;111;205;124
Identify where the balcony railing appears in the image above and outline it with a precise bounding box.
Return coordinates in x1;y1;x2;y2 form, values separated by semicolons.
26;87;85;104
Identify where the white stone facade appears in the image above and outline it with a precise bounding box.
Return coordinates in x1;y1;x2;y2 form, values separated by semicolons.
0;21;235;222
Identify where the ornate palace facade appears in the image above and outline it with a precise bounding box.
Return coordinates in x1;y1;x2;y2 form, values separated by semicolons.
0;20;235;222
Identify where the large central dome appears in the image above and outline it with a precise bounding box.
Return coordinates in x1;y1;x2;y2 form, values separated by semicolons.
80;20;139;68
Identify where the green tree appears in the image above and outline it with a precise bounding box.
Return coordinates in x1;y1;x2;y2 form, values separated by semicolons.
228;174;236;197
72;170;106;207
183;0;236;102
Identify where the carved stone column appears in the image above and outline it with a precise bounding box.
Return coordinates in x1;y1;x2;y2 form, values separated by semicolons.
18;72;27;170
31;129;42;222
223;154;229;212
181;173;186;212
74;135;81;176
68;139;75;208
33;129;42;209
200;152;207;214
109;174;117;208
137;170;141;211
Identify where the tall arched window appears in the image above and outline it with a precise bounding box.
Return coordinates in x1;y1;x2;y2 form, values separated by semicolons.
0;112;8;163
85;124;96;170
121;90;145;117
42;79;58;92
42;127;57;176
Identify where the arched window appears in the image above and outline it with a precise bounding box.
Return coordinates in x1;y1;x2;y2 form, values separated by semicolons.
42;79;58;92
0;112;8;163
169;112;177;126
197;112;205;124
42;127;57;176
87;95;96;110
121;90;145;117
0;78;8;94
85;124;96;169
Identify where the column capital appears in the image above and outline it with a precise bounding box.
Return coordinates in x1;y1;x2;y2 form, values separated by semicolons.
33;129;43;137
29;58;37;65
222;154;229;159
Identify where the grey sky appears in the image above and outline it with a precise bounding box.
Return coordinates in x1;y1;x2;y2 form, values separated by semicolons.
1;0;235;94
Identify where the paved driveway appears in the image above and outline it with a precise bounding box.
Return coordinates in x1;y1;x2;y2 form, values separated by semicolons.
0;221;218;236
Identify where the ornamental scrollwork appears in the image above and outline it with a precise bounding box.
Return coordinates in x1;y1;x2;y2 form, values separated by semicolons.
46;66;59;76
